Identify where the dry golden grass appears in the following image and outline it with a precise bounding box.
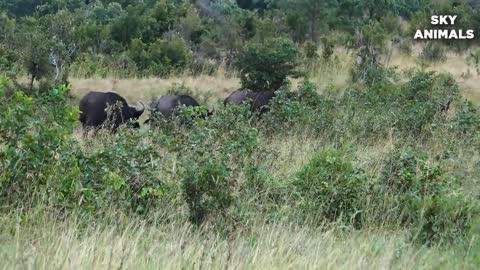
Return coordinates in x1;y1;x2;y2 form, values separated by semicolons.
69;74;240;106
0;214;474;270
389;46;480;103
68;46;480;107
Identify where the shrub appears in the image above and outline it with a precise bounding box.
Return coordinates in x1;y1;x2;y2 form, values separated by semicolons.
0;79;166;214
151;104;261;226
379;149;477;243
320;35;335;62
183;160;232;225
293;149;367;225
420;42;447;65
0;83;80;208
397;72;460;136
16;22;53;92
263;80;335;135
304;41;319;60
79;129;165;214
350;22;388;82
235;37;300;92
455;101;480;135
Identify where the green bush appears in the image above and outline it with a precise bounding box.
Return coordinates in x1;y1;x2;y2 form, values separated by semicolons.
150;103;260;226
235;37;300;92
397;72;460;136
79;129;165;214
0;78;166;214
130;35;191;76
183;160;232;225
293;149;367;225
454;101;480;135
320;35;335;62
0;82;80;208
263;80;335;135
350;22;388;82
379;149;477;243
304;41;319;60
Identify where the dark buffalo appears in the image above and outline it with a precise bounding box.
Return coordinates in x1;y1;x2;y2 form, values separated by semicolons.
79;91;144;131
224;90;275;114
147;94;212;122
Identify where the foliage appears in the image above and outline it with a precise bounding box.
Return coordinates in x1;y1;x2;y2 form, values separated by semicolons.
396;72;460;135
2;0;480;81
0;83;79;208
350;21;389;82
150;103;260;226
263;80;334;134
236;37;300;92
0;78;164;214
379;149;477;243
293;149;366;225
320;35;335;61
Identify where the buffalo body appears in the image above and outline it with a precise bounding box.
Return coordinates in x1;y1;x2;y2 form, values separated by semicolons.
79;91;144;131
224;90;275;114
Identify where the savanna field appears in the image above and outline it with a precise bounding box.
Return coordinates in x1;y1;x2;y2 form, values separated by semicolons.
2;1;480;269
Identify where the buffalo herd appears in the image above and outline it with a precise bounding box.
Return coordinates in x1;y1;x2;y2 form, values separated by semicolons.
78;90;275;131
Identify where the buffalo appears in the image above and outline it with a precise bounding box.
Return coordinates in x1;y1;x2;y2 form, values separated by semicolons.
147;94;212;122
224;90;275;114
79;91;145;131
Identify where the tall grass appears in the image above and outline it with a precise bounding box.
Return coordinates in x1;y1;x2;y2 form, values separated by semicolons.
0;210;477;270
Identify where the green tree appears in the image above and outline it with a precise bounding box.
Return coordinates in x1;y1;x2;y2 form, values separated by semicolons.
281;0;336;43
16;18;53;92
109;5;143;46
235;37;299;92
41;10;80;84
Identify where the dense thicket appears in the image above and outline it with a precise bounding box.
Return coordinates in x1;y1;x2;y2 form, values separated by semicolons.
2;0;480;92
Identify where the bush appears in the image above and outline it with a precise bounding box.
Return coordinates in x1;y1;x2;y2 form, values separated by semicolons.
79;129;165;214
454;101;480;135
263;80;335;135
235;37;300;92
350;22;388;82
304;41;319;60
183;160;232;225
379;149;477;243
150;104;261;226
147;36;191;76
293;149;367;225
396;72;460;136
0;82;80;208
320;35;335;62
0;79;166;214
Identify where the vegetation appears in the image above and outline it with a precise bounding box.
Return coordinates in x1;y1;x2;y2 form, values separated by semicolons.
1;0;480;89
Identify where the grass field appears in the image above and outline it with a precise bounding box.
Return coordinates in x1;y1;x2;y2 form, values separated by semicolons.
1;211;478;270
3;47;480;269
68;47;480;106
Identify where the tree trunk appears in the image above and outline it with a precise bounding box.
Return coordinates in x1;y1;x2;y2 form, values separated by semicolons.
309;3;320;43
29;75;35;93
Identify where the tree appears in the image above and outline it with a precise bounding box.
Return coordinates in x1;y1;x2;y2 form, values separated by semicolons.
235;37;299;92
41;10;80;84
281;0;336;43
16;18;53;92
350;21;389;81
109;5;143;46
